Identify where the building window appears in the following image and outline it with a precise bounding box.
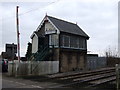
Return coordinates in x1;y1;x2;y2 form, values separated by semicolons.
49;34;58;46
79;38;83;48
76;38;79;48
63;35;70;47
79;38;86;49
70;36;79;48
70;36;74;48
61;35;86;49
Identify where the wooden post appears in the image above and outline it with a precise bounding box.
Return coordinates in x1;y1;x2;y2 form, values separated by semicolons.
16;6;20;63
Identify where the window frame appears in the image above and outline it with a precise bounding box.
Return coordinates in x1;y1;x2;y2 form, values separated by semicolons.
63;35;70;48
60;34;86;49
49;34;59;47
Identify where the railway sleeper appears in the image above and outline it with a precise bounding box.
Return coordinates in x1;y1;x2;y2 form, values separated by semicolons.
86;76;116;88
51;73;115;88
60;70;115;80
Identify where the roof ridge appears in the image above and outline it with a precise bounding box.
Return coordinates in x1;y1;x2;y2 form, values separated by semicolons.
47;15;77;25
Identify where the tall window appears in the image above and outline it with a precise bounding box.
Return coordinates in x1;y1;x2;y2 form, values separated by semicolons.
79;38;86;49
49;34;58;46
70;36;74;48
79;38;83;48
63;35;70;47
76;38;79;48
70;36;79;48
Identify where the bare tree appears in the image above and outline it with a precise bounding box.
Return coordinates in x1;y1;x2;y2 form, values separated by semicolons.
105;46;120;67
105;46;119;58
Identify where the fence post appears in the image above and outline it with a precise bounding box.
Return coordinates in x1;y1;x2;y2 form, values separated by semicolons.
116;64;119;90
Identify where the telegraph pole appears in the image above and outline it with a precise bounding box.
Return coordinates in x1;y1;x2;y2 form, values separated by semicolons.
16;6;20;62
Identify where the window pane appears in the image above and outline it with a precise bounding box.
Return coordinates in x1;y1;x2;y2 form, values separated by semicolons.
79;37;86;49
82;39;86;49
82;39;85;48
49;35;52;45
64;35;70;47
49;34;58;46
53;34;58;46
70;36;74;47
70;36;79;48
60;35;64;46
76;38;79;48
79;38;83;48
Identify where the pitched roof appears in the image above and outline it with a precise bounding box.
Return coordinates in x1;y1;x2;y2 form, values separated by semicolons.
47;16;89;39
31;31;44;39
34;31;44;37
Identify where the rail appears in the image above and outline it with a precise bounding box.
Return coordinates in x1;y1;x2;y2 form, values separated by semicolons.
48;67;115;88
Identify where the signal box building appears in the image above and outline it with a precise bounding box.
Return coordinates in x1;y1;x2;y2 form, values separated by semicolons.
31;15;89;72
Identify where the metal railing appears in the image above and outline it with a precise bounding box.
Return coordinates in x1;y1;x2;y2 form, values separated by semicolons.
29;45;51;61
30;45;54;73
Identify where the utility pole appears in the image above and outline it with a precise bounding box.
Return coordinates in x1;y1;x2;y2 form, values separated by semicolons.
16;6;20;62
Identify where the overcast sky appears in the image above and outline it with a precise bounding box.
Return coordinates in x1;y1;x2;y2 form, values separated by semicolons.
0;0;119;57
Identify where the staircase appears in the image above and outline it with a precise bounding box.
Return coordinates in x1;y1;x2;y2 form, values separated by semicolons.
29;45;54;74
34;46;50;61
29;45;54;61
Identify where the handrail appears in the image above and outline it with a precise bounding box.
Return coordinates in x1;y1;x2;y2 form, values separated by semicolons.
29;45;49;61
35;46;49;61
31;45;54;73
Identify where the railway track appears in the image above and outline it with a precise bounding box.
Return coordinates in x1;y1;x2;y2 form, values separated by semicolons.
21;67;116;88
47;67;116;88
48;67;115;78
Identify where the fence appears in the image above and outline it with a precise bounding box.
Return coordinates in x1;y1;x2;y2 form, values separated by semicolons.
87;57;106;70
8;61;59;77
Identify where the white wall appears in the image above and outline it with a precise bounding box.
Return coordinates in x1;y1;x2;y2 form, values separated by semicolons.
32;35;38;53
31;61;59;75
8;61;59;76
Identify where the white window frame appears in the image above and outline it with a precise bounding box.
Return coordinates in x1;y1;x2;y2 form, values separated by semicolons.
49;34;59;47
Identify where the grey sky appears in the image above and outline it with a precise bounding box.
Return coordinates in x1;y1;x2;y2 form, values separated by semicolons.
0;0;119;57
